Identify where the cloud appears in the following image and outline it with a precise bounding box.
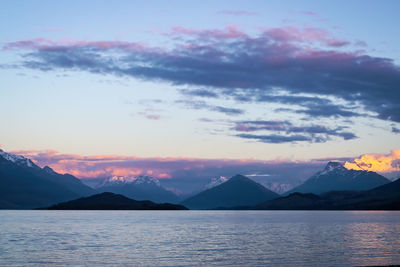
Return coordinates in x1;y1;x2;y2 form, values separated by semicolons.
255;94;363;118
5;26;400;123
169;25;248;39
300;11;318;16
198;117;214;122
179;88;218;98
236;133;315;143
136;107;163;120
176;99;244;115
264;26;349;47
234;120;357;143
344;150;400;174
218;10;259;16
143;114;161;120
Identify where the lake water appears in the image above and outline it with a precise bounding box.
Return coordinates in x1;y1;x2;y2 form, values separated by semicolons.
1;210;400;266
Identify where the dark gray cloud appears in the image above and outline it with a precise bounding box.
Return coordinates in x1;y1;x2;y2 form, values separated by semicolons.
256;94;362;118
234;120;357;143
5;28;400;122
179;88;219;98
236;133;315;143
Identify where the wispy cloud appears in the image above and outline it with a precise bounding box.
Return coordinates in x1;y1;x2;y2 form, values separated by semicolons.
176;99;244;115
218;10;259;16
300;10;318;16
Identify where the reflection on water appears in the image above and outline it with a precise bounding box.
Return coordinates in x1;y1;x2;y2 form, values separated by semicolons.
0;210;399;266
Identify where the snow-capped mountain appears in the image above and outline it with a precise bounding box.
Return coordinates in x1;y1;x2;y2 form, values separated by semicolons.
204;176;229;190
286;161;391;195
0;149;36;168
0;149;94;209
96;175;161;188
317;161;347;176
96;176;135;188
132;175;161;187
96;175;179;203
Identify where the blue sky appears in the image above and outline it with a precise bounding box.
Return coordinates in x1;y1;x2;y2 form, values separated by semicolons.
0;1;399;186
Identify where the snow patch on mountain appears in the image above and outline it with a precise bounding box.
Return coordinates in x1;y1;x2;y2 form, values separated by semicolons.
97;176;135;188
97;175;162;188
262;182;293;194
314;161;347;177
0;149;35;168
204;176;229;190
132;175;161;187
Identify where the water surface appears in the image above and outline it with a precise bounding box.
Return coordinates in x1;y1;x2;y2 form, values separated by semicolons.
1;210;400;266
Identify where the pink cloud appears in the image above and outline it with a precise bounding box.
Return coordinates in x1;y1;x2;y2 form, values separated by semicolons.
264;26;349;47
4;38;149;52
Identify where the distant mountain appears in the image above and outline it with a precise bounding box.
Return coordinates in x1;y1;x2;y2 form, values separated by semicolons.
44;192;188;210
181;174;280;209
96;175;180;204
254;177;400;210
262;182;294;194
95;176;135;188
286;162;390;195
0;149;94;209
203;176;229;190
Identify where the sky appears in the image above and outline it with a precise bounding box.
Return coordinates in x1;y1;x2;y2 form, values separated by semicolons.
0;1;399;191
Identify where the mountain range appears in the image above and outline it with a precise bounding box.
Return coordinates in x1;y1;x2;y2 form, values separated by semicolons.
1;149;398;210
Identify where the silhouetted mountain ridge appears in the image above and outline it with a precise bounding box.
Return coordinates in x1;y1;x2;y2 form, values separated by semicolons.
44;192;187;210
182;174;280;209
254;177;400;210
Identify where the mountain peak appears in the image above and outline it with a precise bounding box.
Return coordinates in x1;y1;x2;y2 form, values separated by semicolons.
133;176;161;187
0;149;35;168
230;174;249;181
182;174;280;209
322;161;346;173
204;176;229;190
286;161;390;195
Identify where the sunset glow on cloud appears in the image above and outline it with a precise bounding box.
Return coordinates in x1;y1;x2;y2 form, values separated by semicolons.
345;150;400;173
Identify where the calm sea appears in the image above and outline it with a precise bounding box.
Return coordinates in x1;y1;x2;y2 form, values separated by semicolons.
1;210;400;266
